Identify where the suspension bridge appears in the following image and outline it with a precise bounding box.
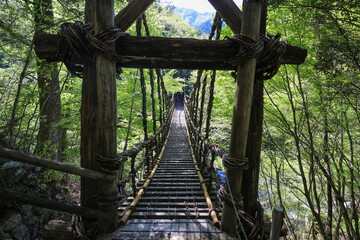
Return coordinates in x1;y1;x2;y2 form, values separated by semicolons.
0;0;307;239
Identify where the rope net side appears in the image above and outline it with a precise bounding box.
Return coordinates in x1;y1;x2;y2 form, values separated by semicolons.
184;100;264;240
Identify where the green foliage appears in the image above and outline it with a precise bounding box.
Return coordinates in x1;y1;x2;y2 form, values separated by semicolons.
1;1;360;238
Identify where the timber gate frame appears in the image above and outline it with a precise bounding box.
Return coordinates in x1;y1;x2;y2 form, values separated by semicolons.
1;0;307;236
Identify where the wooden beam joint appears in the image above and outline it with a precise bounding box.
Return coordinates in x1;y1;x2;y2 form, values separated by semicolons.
34;33;307;71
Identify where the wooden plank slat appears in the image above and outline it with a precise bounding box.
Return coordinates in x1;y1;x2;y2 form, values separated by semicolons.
122;201;209;208
130;212;213;219
121;207;210;212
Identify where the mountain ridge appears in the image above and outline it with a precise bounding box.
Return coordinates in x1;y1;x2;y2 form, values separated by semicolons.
174;7;215;34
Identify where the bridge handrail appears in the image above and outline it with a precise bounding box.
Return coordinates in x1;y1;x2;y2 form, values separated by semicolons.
0;147;114;220
117;95;175;197
0;96;176;221
183;99;226;190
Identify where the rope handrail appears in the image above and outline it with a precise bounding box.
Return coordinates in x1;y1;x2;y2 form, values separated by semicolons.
185;97;264;238
117;96;175;197
117;124;165;159
183;102;225;191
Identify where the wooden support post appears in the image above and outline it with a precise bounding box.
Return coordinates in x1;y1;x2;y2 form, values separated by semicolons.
221;0;262;235
81;0;117;233
114;0;155;30
156;69;163;128
208;0;242;34
242;0;268;218
270;206;284;240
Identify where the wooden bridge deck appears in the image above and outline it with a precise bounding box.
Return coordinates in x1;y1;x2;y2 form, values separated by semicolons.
99;109;231;239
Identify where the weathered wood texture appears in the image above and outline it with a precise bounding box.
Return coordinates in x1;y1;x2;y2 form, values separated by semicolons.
208;0;242;33
114;0;155;30
34;34;307;70
270;206;284;240
0;188;109;219
0;146;114;182
222;0;262;235
242;0;267;218
99;219;230;240
81;0;118;233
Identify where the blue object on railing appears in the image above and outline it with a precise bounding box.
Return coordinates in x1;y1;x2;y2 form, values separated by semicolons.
215;168;226;184
215;168;226;202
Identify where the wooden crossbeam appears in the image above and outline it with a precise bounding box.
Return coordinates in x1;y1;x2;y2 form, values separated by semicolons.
208;0;243;33
34;34;307;70
0;188;110;220
0;146;115;182
114;0;155;31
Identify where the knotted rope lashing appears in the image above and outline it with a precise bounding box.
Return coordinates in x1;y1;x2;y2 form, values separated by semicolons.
58;21;129;77
95;155;121;174
222;154;249;170
218;184;244;208
238;201;264;239
72;215;101;240
226;33;286;80
93;194;117;207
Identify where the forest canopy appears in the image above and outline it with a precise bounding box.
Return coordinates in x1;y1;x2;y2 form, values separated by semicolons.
0;0;359;239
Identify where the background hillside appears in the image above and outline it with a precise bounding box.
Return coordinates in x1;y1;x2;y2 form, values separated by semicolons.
174;7;215;35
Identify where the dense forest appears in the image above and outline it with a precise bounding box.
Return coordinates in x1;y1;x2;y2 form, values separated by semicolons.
0;0;359;239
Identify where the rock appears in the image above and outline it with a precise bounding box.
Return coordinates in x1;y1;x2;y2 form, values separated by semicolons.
0;230;12;240
43;220;74;240
0;210;30;240
1;161;24;170
10;223;30;240
0;211;22;232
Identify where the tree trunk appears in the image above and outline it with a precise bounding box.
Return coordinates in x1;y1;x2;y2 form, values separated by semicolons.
34;0;62;161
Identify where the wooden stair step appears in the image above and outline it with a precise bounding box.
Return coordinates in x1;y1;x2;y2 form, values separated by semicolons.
143;190;206;196
122;201;209;208
139;186;201;191
139;182;201;187
158;164;195;167
156;169;196;173
120;207;210;213
152;175;199;179
155;172;210;177
161;158;194;161
149;178;200;182
129;212;212;219
160;159;194;162
133;196;207;202
160;160;194;163
157;165;195;169
162;150;191;153
156;168;197;171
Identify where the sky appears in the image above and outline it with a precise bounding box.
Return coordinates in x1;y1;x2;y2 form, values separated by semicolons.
159;0;243;13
